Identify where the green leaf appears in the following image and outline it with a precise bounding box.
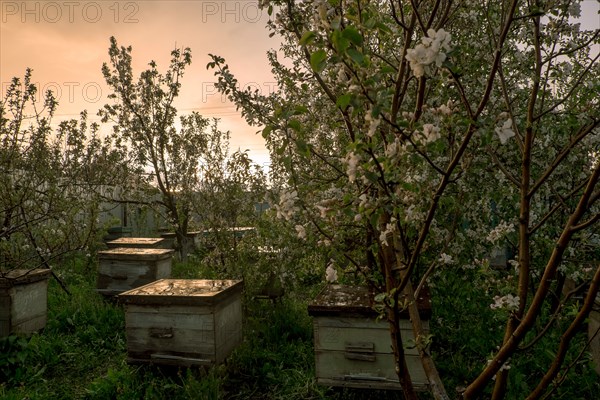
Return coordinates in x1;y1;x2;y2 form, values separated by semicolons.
346;48;365;65
296;139;310;156
331;30;350;53
528;6;545;17
376;22;393;34
261;125;273;139
288;119;301;131
310;50;328;73
342;27;363;46
299;31;316;46
364;18;377;29
294;105;309;115
336;93;352;109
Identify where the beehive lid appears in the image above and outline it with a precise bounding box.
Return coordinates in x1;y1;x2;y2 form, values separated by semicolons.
118;279;244;306
0;268;52;288
159;231;200;239
106;237;166;247
97;247;174;260
308;284;431;319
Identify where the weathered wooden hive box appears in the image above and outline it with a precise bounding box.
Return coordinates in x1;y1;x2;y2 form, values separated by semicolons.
0;269;52;337
159;231;201;249
96;248;174;296
308;284;431;391
106;237;168;250
118;279;244;367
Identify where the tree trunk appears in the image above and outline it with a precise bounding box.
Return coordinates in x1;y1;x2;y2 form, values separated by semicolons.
380;217;418;399
175;230;194;262
387;309;418;400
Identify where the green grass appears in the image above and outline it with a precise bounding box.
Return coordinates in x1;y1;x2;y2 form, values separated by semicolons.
1;256;598;399
0;257;368;399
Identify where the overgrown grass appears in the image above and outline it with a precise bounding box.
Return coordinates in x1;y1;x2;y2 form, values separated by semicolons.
0;257;401;399
1;256;598;399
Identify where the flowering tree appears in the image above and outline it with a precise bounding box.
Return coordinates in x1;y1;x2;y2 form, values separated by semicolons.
100;37;268;260
1;70;130;287
209;0;599;398
100;37;223;259
191;140;267;270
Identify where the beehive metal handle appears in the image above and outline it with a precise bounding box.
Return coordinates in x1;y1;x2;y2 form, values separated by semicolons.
344;374;386;381
149;327;174;339
113;274;128;280
344;341;376;361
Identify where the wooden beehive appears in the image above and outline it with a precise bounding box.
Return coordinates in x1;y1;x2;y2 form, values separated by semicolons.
159;231;201;249
0;269;51;337
118;279;243;367
96;248;174;296
106;237;168;249
308;284;431;391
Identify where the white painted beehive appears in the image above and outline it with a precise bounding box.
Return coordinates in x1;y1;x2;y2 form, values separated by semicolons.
308;284;431;391
118;279;243;367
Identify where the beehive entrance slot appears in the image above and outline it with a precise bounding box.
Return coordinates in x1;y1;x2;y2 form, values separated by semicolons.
344;341;376;361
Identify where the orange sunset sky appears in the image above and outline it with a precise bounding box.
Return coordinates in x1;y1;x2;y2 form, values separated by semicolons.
1;1;599;170
1;0;279;167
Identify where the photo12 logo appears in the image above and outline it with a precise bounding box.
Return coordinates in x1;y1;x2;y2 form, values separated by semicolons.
1;81;104;105
1;1;140;24
200;1;263;23
201;81;277;103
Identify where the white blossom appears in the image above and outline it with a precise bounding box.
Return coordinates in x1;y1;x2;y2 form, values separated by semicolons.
358;193;369;209
316;204;329;218
385;138;402;158
486;221;515;244
275;189;299;221
406;29;452;77
325;263;338;283
379;221;396;247
423;124;441;143
438;253;454;265
346;152;360;183
404;204;422;223
438;100;454;116
402;111;415;120
295;224;306;239
438;104;451;116
337;63;348;83
495;118;515;144
319;238;331;247
490;294;520;311
589;150;599;171
486;358;512;379
365;110;381;137
312;0;333;29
